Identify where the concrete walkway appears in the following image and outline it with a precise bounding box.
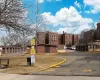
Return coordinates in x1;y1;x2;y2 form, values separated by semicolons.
0;73;100;80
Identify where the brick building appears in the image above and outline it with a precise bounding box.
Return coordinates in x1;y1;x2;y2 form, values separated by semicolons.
60;32;79;46
72;34;79;45
96;23;100;40
76;23;100;52
36;32;58;53
0;46;27;55
36;31;79;53
37;32;45;44
58;34;63;45
63;33;73;47
84;30;95;43
58;32;79;49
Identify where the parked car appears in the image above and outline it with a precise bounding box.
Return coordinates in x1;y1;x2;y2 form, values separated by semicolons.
67;47;73;50
67;46;76;50
72;47;76;50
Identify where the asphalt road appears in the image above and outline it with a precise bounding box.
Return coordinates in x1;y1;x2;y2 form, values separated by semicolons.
34;50;100;76
1;50;100;80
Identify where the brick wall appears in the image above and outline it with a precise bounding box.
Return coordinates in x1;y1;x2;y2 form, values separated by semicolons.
49;46;57;53
48;32;58;45
72;34;79;45
96;23;100;40
37;32;45;44
37;46;45;53
58;34;63;44
0;46;27;55
64;33;72;47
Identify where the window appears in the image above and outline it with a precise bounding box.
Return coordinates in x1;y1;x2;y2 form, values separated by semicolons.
53;35;56;41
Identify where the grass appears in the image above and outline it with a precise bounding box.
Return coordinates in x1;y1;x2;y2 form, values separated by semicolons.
0;54;64;74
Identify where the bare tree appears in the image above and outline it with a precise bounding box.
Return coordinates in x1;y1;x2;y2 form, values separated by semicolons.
1;36;9;46
1;32;30;46
0;0;30;32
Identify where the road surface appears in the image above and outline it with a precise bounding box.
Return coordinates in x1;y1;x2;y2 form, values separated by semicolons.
34;50;100;76
1;50;100;80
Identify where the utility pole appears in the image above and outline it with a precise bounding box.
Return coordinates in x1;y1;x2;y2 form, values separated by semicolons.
35;0;39;53
91;22;96;52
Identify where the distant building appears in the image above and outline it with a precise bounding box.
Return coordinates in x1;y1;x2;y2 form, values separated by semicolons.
96;23;100;40
0;46;27;55
72;34;79;45
58;31;79;49
76;23;100;52
58;34;63;45
36;31;79;53
36;32;58;54
63;32;73;47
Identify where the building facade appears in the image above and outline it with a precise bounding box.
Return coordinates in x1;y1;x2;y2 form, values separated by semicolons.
63;33;73;47
0;46;27;55
76;23;100;52
72;34;79;45
96;23;100;40
36;32;58;53
36;31;79;53
58;32;79;48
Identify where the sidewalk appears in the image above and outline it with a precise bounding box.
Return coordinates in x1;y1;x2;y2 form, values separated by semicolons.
0;73;100;80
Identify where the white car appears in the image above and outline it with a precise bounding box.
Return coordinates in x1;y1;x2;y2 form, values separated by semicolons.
72;47;76;50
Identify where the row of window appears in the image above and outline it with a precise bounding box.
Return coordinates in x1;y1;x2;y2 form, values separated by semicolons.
49;35;57;40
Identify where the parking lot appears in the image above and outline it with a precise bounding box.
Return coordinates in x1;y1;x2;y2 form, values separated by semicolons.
34;50;100;76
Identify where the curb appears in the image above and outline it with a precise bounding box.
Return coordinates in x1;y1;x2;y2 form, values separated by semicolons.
34;58;66;73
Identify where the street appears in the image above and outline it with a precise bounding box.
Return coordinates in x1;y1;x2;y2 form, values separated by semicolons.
34;50;100;76
1;50;100;80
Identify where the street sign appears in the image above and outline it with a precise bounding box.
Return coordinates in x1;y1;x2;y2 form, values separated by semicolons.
31;38;35;45
30;38;36;54
31;46;35;54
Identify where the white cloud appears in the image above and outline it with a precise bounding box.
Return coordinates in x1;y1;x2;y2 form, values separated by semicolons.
57;27;73;34
37;0;44;3
74;1;81;9
84;0;100;14
42;6;93;34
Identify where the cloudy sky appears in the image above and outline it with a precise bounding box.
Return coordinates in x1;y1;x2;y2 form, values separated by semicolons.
22;0;100;34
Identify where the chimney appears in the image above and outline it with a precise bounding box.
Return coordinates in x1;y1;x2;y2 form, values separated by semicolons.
63;31;64;34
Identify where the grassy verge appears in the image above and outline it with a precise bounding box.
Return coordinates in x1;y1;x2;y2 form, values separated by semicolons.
0;54;64;74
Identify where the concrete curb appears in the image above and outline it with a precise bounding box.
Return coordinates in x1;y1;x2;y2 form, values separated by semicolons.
34;58;66;73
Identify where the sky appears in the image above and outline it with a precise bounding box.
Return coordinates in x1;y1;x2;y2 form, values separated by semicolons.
22;0;100;34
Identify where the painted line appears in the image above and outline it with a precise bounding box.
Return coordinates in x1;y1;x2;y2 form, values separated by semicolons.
35;58;66;73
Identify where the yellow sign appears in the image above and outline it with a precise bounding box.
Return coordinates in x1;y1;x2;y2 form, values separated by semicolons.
31;48;35;54
30;46;35;54
31;38;35;45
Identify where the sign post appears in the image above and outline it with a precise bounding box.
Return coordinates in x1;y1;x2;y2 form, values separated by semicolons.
31;38;36;64
27;38;36;66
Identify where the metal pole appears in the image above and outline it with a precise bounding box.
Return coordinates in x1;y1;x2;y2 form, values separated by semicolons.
35;0;39;53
